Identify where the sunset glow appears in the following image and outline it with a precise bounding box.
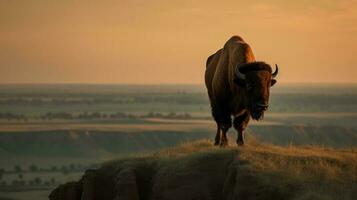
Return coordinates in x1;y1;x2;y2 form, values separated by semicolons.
1;0;357;84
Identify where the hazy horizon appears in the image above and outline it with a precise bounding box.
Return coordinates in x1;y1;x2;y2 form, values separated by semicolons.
0;80;357;85
1;0;357;84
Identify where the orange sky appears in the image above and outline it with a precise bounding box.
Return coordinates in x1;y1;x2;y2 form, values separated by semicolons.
1;0;357;84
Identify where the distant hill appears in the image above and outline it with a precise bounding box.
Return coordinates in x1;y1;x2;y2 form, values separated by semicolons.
0;125;356;159
50;140;357;200
0;130;212;158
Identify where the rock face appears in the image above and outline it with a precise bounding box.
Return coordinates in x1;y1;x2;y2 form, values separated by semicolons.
49;150;238;200
49;142;357;200
50;181;82;200
48;160;256;200
114;168;140;200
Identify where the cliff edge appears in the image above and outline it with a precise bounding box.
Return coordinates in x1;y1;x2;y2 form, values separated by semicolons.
49;140;357;200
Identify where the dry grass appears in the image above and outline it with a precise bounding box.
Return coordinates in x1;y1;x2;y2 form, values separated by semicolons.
240;142;357;182
101;139;357;199
153;139;215;157
135;138;357;182
155;139;357;199
226;139;357;200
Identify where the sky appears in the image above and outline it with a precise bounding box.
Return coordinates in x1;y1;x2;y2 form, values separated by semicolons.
0;0;357;84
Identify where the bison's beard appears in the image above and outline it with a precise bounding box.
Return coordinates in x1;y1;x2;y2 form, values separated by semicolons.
251;110;265;121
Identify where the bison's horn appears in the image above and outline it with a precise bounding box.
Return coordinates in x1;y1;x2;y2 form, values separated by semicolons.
235;65;246;80
272;64;278;78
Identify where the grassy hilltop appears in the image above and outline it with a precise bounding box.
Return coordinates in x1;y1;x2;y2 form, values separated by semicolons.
50;140;357;200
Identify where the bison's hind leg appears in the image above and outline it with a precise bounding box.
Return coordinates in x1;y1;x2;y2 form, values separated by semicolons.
218;123;231;147
214;126;220;146
211;106;232;147
210;104;232;146
233;112;250;146
214;123;231;147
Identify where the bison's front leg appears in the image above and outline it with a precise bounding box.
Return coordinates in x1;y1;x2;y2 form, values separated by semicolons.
233;112;250;146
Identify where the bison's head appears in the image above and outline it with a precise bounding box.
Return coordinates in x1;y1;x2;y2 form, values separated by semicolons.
234;62;278;120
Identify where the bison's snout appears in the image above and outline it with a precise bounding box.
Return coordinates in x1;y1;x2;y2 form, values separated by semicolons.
255;101;268;111
251;100;268;120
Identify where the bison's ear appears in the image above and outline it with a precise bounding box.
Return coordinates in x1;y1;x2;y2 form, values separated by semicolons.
234;78;246;87
270;79;277;87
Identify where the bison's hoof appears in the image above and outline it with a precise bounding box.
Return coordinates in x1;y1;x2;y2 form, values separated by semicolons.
214;141;220;146
236;140;244;146
220;141;228;147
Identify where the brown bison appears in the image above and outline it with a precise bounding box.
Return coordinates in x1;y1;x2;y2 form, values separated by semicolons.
205;35;278;146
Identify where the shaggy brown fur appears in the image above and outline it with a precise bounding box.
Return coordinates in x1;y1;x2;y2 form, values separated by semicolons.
205;36;277;146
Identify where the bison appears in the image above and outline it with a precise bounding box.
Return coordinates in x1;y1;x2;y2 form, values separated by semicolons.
205;35;278;146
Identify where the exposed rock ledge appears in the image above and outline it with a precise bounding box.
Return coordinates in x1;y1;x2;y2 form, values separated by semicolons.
49;141;357;200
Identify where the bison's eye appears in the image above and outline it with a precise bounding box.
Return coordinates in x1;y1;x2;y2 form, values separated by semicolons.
270;79;277;87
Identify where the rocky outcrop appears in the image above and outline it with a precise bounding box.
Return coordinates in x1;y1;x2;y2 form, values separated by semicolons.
49;143;357;200
49;181;82;200
49;150;237;200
